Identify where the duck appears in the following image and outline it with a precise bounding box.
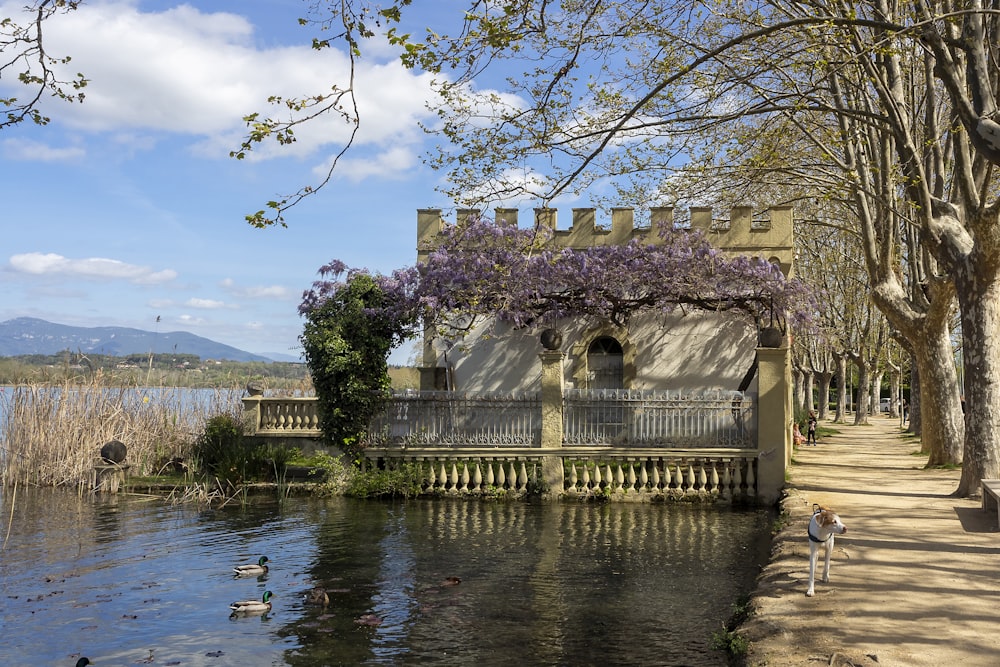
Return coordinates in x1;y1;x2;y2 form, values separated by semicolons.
233;556;269;576
305;587;329;606
75;659;92;667
229;590;274;614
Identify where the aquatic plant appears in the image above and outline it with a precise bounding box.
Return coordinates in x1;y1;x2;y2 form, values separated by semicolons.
0;378;241;488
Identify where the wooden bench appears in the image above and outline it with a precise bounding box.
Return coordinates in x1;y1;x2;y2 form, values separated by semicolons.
982;480;1000;525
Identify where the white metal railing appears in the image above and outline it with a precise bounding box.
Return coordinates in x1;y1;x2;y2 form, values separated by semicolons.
363;391;540;447
562;388;755;447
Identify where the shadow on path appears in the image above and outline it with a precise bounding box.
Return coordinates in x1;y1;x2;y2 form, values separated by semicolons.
740;416;1000;667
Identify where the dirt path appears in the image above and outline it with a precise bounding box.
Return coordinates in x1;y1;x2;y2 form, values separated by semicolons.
741;415;1000;666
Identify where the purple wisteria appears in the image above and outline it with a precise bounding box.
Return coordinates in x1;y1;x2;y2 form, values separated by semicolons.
300;217;815;338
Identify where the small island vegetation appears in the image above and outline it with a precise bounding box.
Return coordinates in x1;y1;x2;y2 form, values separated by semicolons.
0;351;311;391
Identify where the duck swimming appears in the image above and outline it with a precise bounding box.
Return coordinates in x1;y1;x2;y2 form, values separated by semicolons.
229;590;274;614
305;587;330;606
233;556;269;576
75;659;92;667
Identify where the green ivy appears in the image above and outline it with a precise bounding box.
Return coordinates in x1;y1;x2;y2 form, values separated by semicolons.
300;273;415;460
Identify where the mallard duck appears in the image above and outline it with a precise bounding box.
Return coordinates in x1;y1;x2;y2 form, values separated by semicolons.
229;590;274;614
233;556;269;576
305;587;329;606
75;659;92;667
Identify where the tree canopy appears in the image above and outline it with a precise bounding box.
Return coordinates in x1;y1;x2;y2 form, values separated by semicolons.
1;1;88;129
299;270;415;457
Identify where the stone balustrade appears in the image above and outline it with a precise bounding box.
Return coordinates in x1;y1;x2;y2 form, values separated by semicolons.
243;345;790;504
242;396;320;436
363;448;759;500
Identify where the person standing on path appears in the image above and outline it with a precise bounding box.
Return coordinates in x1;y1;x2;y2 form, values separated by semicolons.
806;410;818;445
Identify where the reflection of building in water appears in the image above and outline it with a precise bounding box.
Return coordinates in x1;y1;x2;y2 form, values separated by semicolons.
416;206;795;393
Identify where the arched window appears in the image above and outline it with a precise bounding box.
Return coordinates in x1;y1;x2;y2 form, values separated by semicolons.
587;336;624;389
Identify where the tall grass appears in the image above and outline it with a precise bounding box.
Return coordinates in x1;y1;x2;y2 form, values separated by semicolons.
0;377;243;488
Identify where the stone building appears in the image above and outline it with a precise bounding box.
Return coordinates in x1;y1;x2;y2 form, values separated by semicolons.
416;205;795;393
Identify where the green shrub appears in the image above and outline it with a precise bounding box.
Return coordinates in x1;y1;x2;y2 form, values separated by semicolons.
193;413;271;485
710;593;754;661
345;463;425;498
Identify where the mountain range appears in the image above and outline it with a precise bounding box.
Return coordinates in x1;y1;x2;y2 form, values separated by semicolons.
0;317;297;363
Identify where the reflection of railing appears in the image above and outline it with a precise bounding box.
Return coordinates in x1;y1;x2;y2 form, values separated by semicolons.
563;389;756;447
363;391;540;447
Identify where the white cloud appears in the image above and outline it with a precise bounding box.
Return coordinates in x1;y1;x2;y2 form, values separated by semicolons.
147;299;176;309
185;297;229;309
322;145;419;183
1;138;86;162
0;0;440;177
220;279;291;299
8;252;177;284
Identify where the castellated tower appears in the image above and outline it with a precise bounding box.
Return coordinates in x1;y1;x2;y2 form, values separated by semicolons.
416;206;795;393
418;206;794;275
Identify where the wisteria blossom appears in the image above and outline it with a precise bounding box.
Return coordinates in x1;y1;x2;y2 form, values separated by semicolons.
300;217;816;343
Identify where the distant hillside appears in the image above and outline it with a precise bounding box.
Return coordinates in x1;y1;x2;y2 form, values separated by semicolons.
0;317;274;363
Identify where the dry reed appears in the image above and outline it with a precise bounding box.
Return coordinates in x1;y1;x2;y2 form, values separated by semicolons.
0;376;242;488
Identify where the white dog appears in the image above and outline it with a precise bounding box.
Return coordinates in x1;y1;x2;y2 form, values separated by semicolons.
806;505;847;596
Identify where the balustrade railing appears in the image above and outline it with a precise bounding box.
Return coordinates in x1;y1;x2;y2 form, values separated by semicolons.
561;452;757;499
363;391;540;447
366;449;759;499
563;389;755;447
246;388;764;499
246;389;756;448
244;397;320;435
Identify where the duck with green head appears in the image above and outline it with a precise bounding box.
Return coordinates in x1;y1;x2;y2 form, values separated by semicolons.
230;590;274;615
233;556;269;576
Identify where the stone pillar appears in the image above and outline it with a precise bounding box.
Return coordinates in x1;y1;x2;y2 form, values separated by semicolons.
756;343;792;505
242;396;262;435
539;350;566;495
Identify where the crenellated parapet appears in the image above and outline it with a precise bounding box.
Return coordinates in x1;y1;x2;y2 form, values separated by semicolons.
418;205;794;275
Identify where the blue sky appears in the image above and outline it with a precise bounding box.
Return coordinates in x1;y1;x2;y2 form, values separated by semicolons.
0;0;476;363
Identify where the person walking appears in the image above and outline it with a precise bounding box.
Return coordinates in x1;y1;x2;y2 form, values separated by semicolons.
807;410;818;445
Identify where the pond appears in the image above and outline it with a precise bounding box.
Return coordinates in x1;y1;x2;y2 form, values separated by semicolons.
0;489;774;666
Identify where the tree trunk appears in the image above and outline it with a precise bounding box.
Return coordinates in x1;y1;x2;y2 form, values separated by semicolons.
869;273;961;465
908;362;921;437
888;370;900;418
792;367;805;414
817;371;833;421
954;271;1000;496
851;357;870;425
834;353;847;423
909;331;963;464
871;370;884;418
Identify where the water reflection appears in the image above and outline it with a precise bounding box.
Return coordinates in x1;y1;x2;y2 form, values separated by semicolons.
0;490;772;666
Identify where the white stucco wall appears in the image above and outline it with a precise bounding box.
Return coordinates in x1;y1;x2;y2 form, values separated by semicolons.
437;311;759;394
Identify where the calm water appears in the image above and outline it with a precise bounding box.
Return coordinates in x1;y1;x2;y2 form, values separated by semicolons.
0;489;774;666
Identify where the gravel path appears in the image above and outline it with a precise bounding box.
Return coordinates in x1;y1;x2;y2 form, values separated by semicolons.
741;415;1000;666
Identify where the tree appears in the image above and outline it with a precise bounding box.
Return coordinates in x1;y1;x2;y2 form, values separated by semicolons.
251;1;993;494
1;1;88;129
299;266;417;458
